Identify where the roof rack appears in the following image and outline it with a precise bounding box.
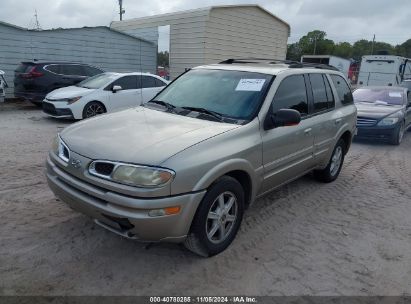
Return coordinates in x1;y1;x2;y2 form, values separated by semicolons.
219;58;339;71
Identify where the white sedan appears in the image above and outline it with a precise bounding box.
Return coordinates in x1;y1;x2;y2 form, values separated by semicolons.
42;72;169;119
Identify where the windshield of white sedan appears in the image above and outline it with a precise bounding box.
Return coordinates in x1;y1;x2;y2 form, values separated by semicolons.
150;69;273;121
76;73;117;89
353;88;404;106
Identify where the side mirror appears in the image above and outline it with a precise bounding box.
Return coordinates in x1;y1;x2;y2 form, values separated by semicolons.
112;85;122;93
264;108;301;130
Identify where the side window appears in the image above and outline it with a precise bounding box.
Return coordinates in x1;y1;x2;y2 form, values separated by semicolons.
110;76;137;90
45;65;61;74
155;78;166;87
309;74;328;113
272;75;308;116
60;65;84;76
83;65;103;76
141;76;157;88
330;75;353;105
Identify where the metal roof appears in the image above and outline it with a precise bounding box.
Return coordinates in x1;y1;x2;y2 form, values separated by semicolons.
0;20;154;45
111;4;290;30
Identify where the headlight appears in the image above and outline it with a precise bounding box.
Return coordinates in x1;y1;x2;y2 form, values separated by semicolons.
377;116;399;126
111;164;174;187
51;135;59;153
51;134;70;162
67;96;82;104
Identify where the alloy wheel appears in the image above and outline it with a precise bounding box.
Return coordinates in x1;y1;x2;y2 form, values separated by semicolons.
206;191;238;244
330;146;343;177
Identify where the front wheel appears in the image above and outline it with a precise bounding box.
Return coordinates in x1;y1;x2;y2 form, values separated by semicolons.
314;139;346;183
184;176;244;257
390;121;405;145
82;101;105;119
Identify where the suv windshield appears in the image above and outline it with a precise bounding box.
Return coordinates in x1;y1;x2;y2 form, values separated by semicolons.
151;69;273;121
76;73;117;89
353;88;404;106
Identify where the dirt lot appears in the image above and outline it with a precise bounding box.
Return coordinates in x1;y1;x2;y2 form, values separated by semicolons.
1;102;411;296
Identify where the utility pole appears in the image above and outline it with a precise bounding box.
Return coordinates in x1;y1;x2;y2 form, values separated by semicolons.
119;0;125;21
34;9;41;30
371;34;375;55
313;36;317;55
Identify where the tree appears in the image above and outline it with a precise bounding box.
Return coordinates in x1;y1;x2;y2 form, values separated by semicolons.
157;51;169;67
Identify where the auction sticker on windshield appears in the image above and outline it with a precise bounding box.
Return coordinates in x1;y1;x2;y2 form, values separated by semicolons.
388;91;402;98
235;79;266;91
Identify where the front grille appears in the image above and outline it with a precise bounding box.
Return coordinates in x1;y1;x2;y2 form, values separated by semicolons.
43;102;57;115
94;162;115;176
356;117;377;127
89;161;115;178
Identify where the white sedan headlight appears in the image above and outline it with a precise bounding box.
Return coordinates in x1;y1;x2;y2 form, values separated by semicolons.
111;165;174;187
67;96;82;104
377;116;399;126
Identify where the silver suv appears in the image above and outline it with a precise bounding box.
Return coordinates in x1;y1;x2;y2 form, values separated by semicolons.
46;59;357;257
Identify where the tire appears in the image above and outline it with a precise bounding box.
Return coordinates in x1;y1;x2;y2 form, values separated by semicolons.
314;138;346;183
390;121;405;145
82;101;106;119
184;176;245;257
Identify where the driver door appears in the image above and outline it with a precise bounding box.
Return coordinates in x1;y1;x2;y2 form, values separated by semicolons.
108;75;142;111
260;74;315;194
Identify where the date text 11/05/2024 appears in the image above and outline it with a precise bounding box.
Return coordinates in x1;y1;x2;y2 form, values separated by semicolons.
149;296;257;303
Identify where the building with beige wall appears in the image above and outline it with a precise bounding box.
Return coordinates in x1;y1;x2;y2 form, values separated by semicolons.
111;5;290;79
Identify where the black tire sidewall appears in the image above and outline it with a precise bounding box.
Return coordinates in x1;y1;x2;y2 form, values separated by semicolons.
318;138;346;182
191;176;244;256
392;121;404;145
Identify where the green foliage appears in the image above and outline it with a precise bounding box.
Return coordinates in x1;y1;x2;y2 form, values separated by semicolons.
157;51;169;67
286;30;410;62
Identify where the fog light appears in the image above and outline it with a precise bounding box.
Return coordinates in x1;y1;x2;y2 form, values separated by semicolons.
148;206;181;217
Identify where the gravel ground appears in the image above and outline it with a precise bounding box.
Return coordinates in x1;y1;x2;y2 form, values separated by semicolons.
1;102;411;296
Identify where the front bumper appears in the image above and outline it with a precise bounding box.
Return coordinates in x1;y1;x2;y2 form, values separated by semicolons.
46;156;205;242
14;91;46;103
355;124;398;140
43;101;74;119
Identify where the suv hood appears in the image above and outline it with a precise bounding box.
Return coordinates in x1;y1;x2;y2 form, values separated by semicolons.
46;86;94;100
355;102;403;119
60;107;239;165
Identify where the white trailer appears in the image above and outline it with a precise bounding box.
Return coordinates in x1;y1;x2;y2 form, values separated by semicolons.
357;55;411;86
301;55;351;78
0;70;7;102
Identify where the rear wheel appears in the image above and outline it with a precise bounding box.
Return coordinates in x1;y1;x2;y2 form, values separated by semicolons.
314;138;346;183
82;101;105;119
390;121;405;145
184;176;244;257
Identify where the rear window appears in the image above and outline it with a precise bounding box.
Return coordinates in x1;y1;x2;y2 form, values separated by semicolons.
330;75;353;105
15;63;34;73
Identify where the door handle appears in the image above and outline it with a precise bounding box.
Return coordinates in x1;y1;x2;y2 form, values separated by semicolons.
304;128;312;134
335;118;342;125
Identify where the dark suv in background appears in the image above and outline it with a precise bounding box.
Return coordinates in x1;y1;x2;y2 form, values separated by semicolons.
14;61;104;104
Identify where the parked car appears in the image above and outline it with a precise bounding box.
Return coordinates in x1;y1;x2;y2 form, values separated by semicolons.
14;61;104;105
401;79;411;91
46;59;357;256
354;86;411;145
0;70;8;102
42;72;169;119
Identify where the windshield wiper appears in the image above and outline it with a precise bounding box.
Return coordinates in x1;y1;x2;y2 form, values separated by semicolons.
148;100;178;112
181;106;224;121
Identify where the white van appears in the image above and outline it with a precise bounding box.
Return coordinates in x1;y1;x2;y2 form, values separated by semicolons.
358;55;411;86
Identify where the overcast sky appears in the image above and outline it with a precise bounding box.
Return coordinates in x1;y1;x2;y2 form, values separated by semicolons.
1;0;410;51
